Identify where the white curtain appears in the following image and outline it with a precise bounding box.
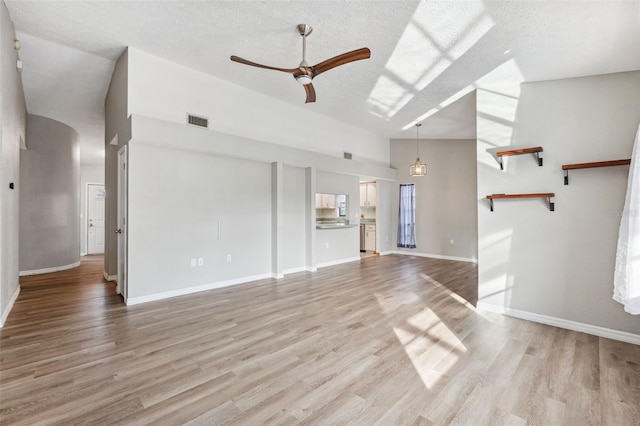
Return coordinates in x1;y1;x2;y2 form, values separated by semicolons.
397;184;416;248
613;122;640;315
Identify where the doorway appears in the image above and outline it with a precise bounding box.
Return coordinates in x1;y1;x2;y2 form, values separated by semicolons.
87;184;106;255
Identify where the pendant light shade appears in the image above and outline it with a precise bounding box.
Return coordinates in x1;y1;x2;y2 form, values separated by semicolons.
410;123;427;176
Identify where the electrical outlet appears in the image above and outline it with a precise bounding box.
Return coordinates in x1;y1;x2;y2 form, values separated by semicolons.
190;258;196;267
450;239;454;245
325;243;329;249
386;235;389;242
226;254;231;263
197;257;204;266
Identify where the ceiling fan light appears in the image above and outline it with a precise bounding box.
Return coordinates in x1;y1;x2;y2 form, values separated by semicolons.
410;159;427;177
295;75;313;85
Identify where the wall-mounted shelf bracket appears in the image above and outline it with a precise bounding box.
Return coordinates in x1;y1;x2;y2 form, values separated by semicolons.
496;146;543;170
486;193;555;212
561;159;631;185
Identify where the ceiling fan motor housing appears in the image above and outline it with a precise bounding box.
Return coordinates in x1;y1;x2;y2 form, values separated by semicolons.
230;23;370;103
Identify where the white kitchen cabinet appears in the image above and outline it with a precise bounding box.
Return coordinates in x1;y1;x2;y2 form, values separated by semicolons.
366;184;377;207
360;182;377;207
365;224;376;252
316;193;336;208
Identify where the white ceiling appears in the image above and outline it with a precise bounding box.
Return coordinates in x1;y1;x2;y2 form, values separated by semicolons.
5;0;640;165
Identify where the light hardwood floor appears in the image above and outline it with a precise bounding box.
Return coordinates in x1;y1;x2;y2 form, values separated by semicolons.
1;255;638;425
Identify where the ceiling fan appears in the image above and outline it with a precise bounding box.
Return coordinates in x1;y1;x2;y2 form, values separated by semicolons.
230;24;371;104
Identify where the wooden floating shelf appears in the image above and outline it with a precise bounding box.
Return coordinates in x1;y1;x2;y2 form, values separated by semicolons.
486;193;555;212
495;146;543;170
561;159;631;185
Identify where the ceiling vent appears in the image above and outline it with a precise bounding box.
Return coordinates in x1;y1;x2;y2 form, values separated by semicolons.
343;152;353;160
187;114;209;129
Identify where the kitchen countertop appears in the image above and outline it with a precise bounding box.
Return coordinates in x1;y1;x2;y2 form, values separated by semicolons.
316;223;358;229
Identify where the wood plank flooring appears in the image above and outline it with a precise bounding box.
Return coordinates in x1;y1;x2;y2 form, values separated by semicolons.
1;254;638;425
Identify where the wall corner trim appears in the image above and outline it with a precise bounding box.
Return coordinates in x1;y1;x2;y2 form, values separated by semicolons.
283;266;308;275
19;261;81;277
104;272;117;282
0;286;21;328
477;302;640;345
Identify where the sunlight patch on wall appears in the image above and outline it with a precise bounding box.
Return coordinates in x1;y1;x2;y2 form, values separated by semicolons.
478;227;513;305
476;76;524;168
477;90;519;144
403;85;477;131
367;1;494;120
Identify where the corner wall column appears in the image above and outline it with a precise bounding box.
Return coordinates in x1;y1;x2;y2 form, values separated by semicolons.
271;161;283;278
305;167;316;271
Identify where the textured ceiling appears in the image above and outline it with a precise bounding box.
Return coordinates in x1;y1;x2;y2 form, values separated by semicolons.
5;0;640;165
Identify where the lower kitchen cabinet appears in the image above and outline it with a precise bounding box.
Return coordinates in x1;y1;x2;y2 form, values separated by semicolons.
365;224;376;252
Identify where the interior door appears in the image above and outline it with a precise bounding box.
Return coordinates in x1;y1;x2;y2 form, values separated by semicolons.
87;184;106;254
116;146;128;300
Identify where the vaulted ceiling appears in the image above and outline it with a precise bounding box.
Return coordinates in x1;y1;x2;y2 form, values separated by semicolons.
5;0;640;165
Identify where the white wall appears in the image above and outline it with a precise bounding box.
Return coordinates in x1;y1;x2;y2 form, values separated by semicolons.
390;138;478;261
119;115;397;301
127;142;272;300
19;115;80;273
80;164;105;255
375;179;394;254
283;165;306;272
126;48;390;166
0;2;27;326
477;71;640;336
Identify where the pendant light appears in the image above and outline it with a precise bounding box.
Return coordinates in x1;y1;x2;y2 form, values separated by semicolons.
409;123;427;176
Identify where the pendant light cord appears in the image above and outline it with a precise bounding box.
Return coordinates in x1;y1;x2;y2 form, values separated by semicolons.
415;123;422;158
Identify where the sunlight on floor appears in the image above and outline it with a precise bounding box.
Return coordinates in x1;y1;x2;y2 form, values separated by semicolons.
374;271;497;391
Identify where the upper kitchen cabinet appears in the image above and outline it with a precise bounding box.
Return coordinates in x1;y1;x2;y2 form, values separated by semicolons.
360;182;377;207
316;193;336;208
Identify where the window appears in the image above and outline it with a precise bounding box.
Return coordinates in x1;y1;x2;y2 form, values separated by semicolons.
397;183;416;248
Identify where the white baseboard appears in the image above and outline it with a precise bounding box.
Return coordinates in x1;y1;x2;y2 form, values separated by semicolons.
316;256;361;269
103;272;117;281
80;252;87;257
272;273;284;279
283;266;307;275
391;250;477;264
0;286;21;328
477;302;640;345
125;272;274;306
19;261;81;276
378;251;394;256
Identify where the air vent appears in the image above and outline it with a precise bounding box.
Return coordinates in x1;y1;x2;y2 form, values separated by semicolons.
187;114;209;129
343;152;353;160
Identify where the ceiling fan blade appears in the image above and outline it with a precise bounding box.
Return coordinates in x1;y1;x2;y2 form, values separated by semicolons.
230;56;298;73
312;48;371;77
304;83;316;103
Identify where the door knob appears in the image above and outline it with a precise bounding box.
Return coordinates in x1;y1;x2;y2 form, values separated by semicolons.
115;229;122;234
